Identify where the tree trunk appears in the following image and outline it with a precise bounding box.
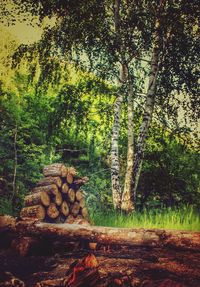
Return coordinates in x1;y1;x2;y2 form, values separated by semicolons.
15;221;200;251
12;124;18;210
20;205;46;220
121;78;135;212
24;191;50;207
132;0;166;199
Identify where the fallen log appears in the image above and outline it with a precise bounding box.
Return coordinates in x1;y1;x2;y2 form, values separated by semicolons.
15;221;200;251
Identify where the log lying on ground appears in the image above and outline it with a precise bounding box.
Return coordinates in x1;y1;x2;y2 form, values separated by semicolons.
20;205;46;220
43;163;68;177
37;176;62;188
24;192;50;207
15;221;200;251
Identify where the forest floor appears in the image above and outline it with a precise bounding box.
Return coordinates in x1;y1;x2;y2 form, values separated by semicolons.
0;241;200;287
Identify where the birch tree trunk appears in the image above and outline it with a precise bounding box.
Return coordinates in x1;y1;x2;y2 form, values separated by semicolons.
111;66;126;209
121;78;135;212
12;124;18;209
132;0;166;199
111;0;125;209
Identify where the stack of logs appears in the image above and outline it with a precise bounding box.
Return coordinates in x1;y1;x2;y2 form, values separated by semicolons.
20;163;89;223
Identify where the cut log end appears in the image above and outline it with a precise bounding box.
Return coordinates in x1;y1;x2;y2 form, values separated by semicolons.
62;183;69;194
68;188;75;203
71;202;80;217
47;203;59;219
54;191;63;206
66;174;73;184
60;201;69;217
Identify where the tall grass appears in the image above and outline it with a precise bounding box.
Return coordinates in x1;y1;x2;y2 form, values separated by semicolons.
90;206;200;231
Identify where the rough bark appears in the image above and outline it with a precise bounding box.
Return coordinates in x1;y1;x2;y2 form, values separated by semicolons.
15;221;200;251
43;163;67;177
32;184;59;196
20;205;46;220
132;0;166;199
121;78;135;212
24;191;50;207
37;177;62;188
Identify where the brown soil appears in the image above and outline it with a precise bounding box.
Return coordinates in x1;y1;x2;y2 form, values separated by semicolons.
0;242;200;287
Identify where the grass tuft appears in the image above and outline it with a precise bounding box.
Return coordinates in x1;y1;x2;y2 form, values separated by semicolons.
90;206;200;231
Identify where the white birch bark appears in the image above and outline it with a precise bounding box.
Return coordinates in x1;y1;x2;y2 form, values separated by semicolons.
132;0;166;199
121;78;135;212
111;0;124;209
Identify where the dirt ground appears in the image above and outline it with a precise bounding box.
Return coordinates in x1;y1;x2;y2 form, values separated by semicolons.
0;241;200;287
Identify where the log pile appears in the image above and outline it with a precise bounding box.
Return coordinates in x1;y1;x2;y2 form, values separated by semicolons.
20;163;89;224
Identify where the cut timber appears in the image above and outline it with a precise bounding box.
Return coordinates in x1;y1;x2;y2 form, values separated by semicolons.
67;166;77;176
16;221;200;251
71;202;80;217
37;177;62;188
68;188;75;203
47;203;59;219
62;183;69;194
79;198;85;208
76;190;84;201
53;191;62;206
32;184;59;196
60;201;69;217
20;205;45;220
67;173;73;184
81;207;88;219
43;163;67;177
24;192;50;207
